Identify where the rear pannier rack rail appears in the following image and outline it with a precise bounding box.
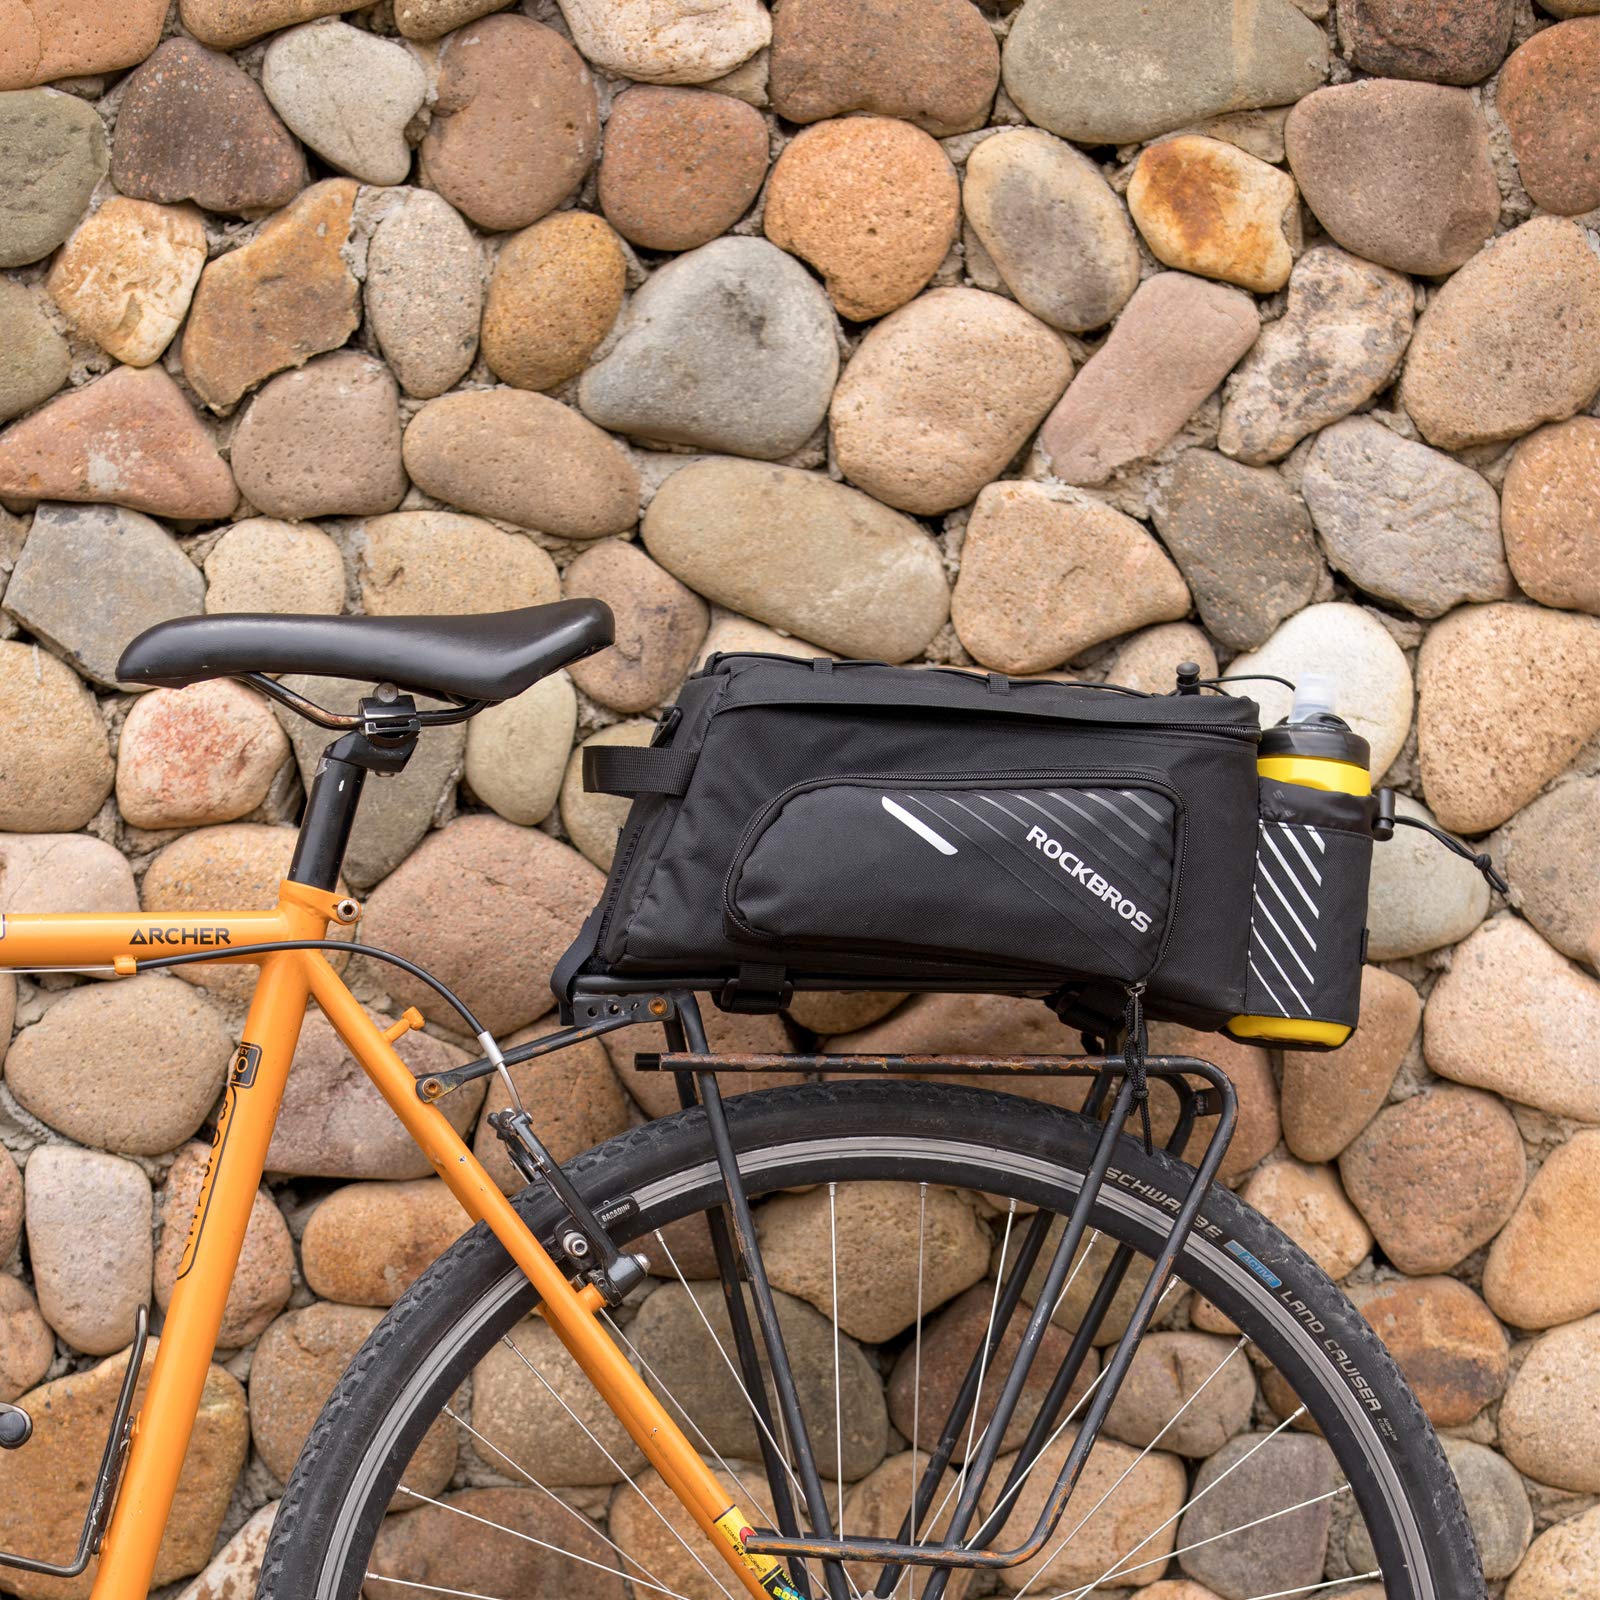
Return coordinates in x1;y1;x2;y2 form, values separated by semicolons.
632;997;1237;1599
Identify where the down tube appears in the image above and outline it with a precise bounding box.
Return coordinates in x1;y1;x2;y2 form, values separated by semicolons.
305;957;775;1600
92;951;314;1600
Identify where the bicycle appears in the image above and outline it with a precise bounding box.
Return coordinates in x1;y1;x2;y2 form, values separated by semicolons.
0;601;1481;1600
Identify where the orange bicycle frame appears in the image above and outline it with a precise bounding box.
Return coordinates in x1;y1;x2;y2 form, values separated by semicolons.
0;886;779;1600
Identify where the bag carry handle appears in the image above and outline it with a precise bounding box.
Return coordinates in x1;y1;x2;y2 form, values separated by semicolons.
584;744;699;798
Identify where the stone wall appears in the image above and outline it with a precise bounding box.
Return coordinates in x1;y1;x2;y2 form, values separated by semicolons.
0;0;1598;1594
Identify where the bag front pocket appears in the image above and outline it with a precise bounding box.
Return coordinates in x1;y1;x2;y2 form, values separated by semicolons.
724;772;1184;986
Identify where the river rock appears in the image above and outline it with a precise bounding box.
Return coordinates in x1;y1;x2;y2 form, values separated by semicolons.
610;1464;772;1600
6;976;232;1154
760;1180;991;1343
395;0;515;37
581;237;839;461
181;0;360;50
605;995;795;1118
0;365;236;519
117;680;289;829
1128;135;1299;293
369;1487;624;1600
0;89;106;267
1367;793;1489;957
111;40;304;217
786;990;903;1036
464;672;574;828
1039;273;1257;488
832;286;1071;513
232;353;405;521
0;0;166;88
1400;217;1600;449
173;1501;278;1600
1217;247;1415;465
261;21;426;187
1152;450;1320;650
952;482;1189;672
771;0;996;134
1498;776;1600;967
1229;603;1414;779
557;0;769;84
563;540;707;713
643;458;949;660
364;189;482;401
182;179;360;412
597;86;769;253
46;198;206;368
962;128;1140;333
482;212;625;392
0;1146;20;1262
1484;1129;1600;1329
1302;418;1511;618
1178;1434;1337;1598
1281;966;1419;1162
0;641;112;831
1508;1506;1600;1599
0;1344;245;1592
403;389;639;538
1003;0;1325;145
205;519;345;615
561;721;653;871
843;1454;975;1599
629;1279;888;1478
420;16;597;233
1342;0;1514;84
0;1278;51;1405
1284;81;1499;276
1502;417;1600;615
1498;19;1600;215
153;1143;293;1348
1106;623;1218;696
1348;1276;1507;1425
764;116;959;321
1242;1158;1372;1280
25;1145;151;1354
471;1313;646;1484
7;503;205;688
1442;1438;1532;1582
301;1179;468;1306
1499;1314;1600;1492
0;834;133;919
1338;1082;1525;1273
1105;1332;1257;1457
1418;602;1600;834
360;814;604;1035
1427;917;1600;1122
0;278;67;422
250;1303;456;1496
360;512;557;618
265;1008;479;1179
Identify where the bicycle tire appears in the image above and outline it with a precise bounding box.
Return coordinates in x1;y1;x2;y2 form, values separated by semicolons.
258;1080;1482;1600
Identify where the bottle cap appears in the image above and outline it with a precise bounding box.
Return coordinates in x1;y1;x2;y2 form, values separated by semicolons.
1289;673;1337;723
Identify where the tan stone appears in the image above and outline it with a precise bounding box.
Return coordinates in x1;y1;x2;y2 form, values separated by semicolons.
0;1143;20;1262
764;116;960;321
0;833;133;918
0;364;236;518
786;989;905;1035
561;720;654;872
608;1006;798;1120
610;1464;771;1600
250;1303;456;1498
1105;1331;1256;1457
952;482;1190;673
1418;602;1600;834
1502;417;1600;615
1507;1505;1600;1600
394;0;510;38
0;1276;52;1405
1485;1130;1600;1329
1241;1159;1370;1281
0;1344;246;1599
1128;135;1299;293
831;287;1072;515
0;640;112;832
47;198;207;366
154;1142;293;1349
1146;1023;1281;1183
1281;967;1419;1162
464;671;575;829
180;0;358;49
302;1179;470;1307
842;1452;975;1598
204;519;345;616
1106;623;1218;696
173;1502;277;1600
0;0;166;88
482;212;626;392
1499;1314;1600;1492
182;179;360;413
358;511;559;618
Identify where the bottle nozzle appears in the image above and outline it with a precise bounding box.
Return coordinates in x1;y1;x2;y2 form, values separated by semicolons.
1288;672;1338;724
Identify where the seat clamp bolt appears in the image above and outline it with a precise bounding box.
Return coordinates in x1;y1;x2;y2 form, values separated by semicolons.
333;898;361;924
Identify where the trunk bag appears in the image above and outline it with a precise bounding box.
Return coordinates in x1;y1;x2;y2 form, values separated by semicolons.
558;654;1313;1032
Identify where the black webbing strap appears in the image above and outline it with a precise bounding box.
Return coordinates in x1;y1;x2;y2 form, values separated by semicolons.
551;905;604;1019
583;744;698;798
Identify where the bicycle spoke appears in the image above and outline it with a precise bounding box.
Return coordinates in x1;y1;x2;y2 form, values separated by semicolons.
905;1183;927;1600
830;1182;845;1536
956;1201;1017;1507
1237;1573;1380;1600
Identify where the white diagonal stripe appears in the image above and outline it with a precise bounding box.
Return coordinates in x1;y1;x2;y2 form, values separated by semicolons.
1251;890;1317;984
883;796;958;855
1260;857;1318;950
1280;826;1323;885
1263;828;1319;917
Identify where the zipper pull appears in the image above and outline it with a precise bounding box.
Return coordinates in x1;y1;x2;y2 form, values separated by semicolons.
1122;982;1153;1157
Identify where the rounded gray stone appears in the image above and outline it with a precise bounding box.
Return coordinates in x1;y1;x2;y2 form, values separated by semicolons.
1301;417;1512;618
262;21;427;187
0;89;107;268
1496;775;1600;969
3;502;206;688
0;278;69;424
578;237;840;460
1367;793;1490;959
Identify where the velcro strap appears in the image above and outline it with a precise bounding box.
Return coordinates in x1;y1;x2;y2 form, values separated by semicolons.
583;744;698;798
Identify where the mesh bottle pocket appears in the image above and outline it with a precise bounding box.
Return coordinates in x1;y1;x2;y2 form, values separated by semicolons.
1230;779;1374;1044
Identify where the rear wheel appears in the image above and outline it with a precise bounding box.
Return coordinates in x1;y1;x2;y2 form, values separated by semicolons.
259;1080;1481;1600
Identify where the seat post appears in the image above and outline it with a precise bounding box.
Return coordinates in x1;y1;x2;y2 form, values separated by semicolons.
287;695;422;892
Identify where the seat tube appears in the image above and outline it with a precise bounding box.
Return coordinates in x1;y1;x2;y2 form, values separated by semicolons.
92;942;319;1600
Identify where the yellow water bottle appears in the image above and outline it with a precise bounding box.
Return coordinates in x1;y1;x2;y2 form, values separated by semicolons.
1227;674;1370;1049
